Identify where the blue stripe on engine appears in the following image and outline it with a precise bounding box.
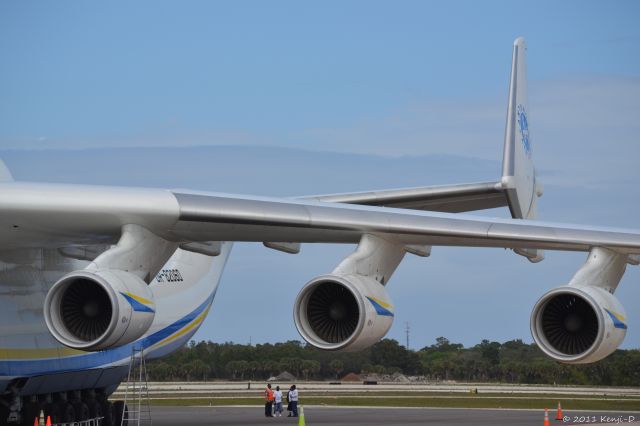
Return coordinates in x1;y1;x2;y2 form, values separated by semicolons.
605;309;628;330
366;297;394;317
1;291;215;377
120;293;155;313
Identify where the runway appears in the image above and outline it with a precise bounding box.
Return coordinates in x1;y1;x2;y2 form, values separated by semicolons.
147;406;639;426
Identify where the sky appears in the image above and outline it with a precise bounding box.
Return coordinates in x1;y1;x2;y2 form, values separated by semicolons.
0;1;639;350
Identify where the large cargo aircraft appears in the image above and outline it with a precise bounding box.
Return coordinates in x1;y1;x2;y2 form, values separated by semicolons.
1;38;637;425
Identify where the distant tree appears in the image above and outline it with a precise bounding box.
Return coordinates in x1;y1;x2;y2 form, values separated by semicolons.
302;360;320;380
225;360;249;380
477;340;501;365
248;360;261;380
225;360;240;380
263;360;281;378
329;359;344;380
280;357;303;378
148;338;640;386
148;361;171;381
186;359;210;381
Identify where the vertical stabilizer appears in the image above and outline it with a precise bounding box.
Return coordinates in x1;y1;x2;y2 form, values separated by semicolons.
0;159;13;182
501;37;540;221
501;37;544;263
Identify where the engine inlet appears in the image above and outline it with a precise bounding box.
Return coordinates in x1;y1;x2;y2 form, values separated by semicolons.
540;293;598;355
61;279;113;342
306;282;359;343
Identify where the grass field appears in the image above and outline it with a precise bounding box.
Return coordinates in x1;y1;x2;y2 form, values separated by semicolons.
146;395;640;411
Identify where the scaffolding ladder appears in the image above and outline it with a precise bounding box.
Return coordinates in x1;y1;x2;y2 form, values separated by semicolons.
121;347;153;426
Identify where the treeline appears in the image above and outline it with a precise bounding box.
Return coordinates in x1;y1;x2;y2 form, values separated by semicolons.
147;337;640;386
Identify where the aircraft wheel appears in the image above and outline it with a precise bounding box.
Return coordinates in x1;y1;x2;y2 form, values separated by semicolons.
57;402;75;423
73;401;90;422
99;400;115;426
43;403;60;424
87;398;102;417
0;404;9;426
20;402;40;426
113;401;128;426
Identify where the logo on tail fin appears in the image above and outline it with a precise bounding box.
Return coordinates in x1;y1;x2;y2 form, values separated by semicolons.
517;104;531;158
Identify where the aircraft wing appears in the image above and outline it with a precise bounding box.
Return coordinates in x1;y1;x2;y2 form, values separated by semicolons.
2;182;639;255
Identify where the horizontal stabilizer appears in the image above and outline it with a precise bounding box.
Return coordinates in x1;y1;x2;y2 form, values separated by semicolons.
307;181;507;213
0;159;13;182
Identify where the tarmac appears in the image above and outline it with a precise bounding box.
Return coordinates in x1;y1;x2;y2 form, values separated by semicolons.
147;405;640;426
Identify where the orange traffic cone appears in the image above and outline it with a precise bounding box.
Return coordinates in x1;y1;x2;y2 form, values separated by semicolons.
33;417;38;426
543;408;550;426
555;402;564;420
45;416;52;426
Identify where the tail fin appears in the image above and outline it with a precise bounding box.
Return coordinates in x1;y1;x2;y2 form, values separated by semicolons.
501;37;543;262
0;159;13;182
501;37;540;220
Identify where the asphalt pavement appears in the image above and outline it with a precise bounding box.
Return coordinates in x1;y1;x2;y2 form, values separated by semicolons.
146;405;639;426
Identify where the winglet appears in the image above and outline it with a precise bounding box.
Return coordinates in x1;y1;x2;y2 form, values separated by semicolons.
501;37;541;221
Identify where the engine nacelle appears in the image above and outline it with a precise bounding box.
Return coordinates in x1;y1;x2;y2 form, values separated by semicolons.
294;274;394;352
44;269;155;351
531;285;627;364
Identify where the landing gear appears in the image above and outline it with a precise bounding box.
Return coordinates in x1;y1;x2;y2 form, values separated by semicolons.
99;400;114;426
87;398;103;421
19;402;39;426
42;403;60;425
0;404;9;426
1;390;126;425
56;401;75;423
113;401;128;426
72;401;89;422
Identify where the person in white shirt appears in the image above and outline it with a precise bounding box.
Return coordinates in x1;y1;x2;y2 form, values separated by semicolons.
289;385;299;417
273;386;283;417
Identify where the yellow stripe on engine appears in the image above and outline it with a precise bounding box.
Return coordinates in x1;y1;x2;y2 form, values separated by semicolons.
368;296;393;309
609;310;626;322
123;292;153;306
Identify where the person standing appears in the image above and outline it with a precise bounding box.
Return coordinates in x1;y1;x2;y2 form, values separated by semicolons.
289;385;299;417
264;383;274;417
273;386;283;417
286;385;293;417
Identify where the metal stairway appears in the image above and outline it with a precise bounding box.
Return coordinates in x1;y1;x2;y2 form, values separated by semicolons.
121;347;153;426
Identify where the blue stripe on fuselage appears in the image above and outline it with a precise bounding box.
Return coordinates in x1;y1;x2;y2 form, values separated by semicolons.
0;291;215;377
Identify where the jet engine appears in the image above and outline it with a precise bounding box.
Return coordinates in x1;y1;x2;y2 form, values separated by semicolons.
530;285;627;364
44;269;155;351
294;274;394;352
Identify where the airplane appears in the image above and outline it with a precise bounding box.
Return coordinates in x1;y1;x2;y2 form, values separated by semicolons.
0;37;638;425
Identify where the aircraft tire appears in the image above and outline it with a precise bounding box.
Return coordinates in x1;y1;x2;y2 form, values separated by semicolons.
87;398;103;420
43;403;60;424
57;401;75;423
99;400;115;426
73;401;89;422
0;404;8;426
114;401;128;426
20;402;40;426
